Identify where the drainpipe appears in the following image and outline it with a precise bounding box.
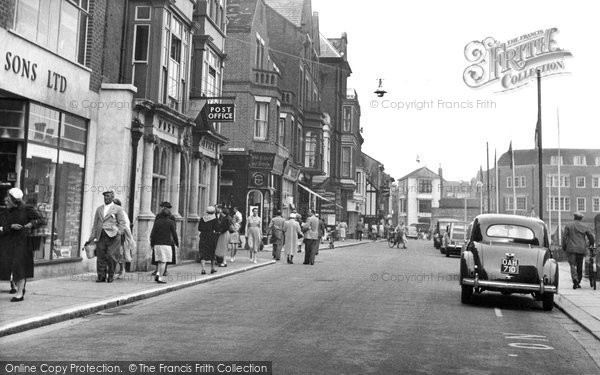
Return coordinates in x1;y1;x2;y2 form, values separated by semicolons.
118;0;130;83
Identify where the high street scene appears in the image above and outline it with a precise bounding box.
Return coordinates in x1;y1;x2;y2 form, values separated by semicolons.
0;0;600;374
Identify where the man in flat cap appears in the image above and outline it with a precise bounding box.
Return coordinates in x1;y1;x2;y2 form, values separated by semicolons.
563;211;595;289
87;190;128;282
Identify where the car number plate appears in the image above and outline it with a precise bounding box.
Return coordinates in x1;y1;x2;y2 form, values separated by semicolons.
501;258;519;274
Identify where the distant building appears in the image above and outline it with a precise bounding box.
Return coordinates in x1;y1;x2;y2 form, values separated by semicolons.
395;167;443;226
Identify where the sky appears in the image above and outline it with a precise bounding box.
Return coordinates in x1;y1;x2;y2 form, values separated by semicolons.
313;0;600;181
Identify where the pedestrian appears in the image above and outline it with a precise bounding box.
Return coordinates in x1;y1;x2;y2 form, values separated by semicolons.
283;213;302;264
151;203;176;277
268;209;285;261
378;223;385;239
150;202;179;284
302;209;320;265
87;190;128;283
356;220;363;241
0;188;46;302
339;221;347;241
296;214;304;253
215;206;233;267
317;214;326;255
371;223;378;241
395;222;407;249
230;207;242;261
112;198;135;279
563;212;595;289
245;207;262;264
198;206;219;274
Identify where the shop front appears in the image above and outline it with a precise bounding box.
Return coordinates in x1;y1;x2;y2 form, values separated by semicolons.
0;28;104;277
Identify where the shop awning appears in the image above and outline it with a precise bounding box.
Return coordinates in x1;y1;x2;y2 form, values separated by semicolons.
298;183;343;209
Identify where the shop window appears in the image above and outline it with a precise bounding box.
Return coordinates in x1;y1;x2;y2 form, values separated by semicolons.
21;103;88;260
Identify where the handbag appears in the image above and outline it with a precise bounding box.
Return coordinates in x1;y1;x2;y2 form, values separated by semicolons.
83;241;96;259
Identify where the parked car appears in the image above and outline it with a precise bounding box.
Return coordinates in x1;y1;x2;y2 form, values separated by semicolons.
459;214;558;311
442;222;468;257
406;225;419;239
433;218;460;252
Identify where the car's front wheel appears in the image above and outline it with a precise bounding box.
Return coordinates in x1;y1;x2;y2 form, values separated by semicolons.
461;285;473;304
445;247;450;257
542;292;554;311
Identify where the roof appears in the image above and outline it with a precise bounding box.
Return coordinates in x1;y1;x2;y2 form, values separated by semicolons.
319;34;341;58
264;0;305;27
397;166;440;181
226;0;258;32
498;148;600;167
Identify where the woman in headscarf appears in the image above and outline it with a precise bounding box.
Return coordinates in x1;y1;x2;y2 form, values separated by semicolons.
215;206;233;267
150;202;178;283
245;207;262;264
0;188;46;302
198;206;219;274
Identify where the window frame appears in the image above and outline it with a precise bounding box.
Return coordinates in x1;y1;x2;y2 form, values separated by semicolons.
254;101;269;141
577;197;586;212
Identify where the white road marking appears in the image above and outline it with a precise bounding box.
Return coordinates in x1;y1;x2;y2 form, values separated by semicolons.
508;354;518;357
494;308;503;317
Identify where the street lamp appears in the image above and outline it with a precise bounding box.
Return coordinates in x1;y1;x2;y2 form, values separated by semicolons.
476;181;484;215
460;181;467;222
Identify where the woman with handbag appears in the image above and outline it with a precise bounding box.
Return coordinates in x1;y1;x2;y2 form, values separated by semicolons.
0;188;46;302
198;206;219;274
245;208;262;264
283;213;302;264
150;202;178;283
215;207;233;267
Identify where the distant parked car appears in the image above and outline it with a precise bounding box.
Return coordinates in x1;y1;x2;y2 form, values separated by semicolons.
406;225;419;239
459;214;558;311
442;222;468;257
433;218;460;252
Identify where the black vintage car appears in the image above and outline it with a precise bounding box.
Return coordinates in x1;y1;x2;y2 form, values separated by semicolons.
460;214;558;311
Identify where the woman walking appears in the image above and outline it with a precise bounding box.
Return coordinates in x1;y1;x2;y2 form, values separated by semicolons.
338;221;347;241
198;206;219;274
0;188;46;302
283;213;302;264
229;208;241;262
150;202;178;283
215;207;233;267
245;208;262;263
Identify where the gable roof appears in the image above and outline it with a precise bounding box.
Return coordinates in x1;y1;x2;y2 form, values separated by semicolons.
264;0;305;27
319;34;341;58
398;166;441;181
226;0;259;32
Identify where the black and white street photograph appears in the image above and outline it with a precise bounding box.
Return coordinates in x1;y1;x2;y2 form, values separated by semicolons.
1;0;600;374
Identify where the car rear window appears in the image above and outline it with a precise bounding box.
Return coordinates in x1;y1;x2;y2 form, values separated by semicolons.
486;224;535;241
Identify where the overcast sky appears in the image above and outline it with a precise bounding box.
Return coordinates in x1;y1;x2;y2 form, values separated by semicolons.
313;0;599;181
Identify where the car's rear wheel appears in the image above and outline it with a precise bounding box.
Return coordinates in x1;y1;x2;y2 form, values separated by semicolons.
542;292;554;311
440;247;446;254
461;285;473;304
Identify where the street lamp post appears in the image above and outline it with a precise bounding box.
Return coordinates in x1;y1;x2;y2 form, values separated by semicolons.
476;181;484;215
460;181;467;222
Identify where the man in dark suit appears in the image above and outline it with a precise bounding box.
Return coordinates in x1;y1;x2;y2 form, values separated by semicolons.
563;212;595;289
88;190;127;283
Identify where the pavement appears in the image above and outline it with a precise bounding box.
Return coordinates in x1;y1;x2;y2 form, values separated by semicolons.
2;238;600;343
0;238;370;337
555;261;600;341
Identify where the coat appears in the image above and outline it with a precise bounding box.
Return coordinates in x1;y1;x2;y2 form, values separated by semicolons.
283;219;302;256
269;216;285;245
198;215;219;261
0;204;46;280
88;203;127;242
563;220;595;254
215;214;233;259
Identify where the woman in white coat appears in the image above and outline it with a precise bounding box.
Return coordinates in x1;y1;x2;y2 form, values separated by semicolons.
283;213;302;264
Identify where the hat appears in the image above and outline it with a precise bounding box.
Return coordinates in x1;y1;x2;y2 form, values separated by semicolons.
8;187;23;200
289;213;296;219
206;206;216;213
160;201;172;209
102;190;115;196
574;211;584;219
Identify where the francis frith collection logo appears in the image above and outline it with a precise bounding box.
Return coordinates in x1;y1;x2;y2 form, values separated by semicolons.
463;28;572;91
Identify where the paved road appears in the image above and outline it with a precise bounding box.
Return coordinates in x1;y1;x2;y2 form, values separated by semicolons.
2;239;600;374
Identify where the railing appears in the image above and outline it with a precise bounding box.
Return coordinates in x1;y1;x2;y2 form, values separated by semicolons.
253;69;279;87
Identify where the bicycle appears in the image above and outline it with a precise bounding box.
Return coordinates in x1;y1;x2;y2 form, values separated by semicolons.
589;245;597;290
387;232;396;248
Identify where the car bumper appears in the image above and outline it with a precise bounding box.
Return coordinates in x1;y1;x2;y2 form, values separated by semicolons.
462;276;557;294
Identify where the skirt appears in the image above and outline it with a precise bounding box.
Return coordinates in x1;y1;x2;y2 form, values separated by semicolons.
153;245;173;263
